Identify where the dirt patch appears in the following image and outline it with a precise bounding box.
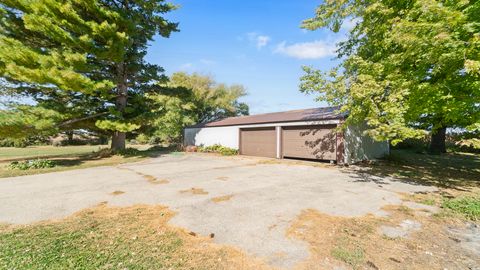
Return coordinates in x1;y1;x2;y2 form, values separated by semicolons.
180;188;209;195
143;175;169;185
216;176;229;181
256;159;335;169
110;190;125;196
0;204;273;269
117;167;170;185
137;172;169;184
288;206;479;269
211;195;233;203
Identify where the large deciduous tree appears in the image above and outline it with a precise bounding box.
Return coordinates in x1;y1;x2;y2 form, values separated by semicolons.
147;72;249;143
300;0;480;153
0;0;177;150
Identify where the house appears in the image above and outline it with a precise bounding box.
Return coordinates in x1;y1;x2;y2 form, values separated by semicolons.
184;106;389;164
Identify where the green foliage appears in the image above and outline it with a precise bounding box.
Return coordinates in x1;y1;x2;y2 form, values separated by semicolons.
0;0;178;150
457;138;480;150
331;246;365;268
0;137;47;148
135;134;150;144
93;147;142;158
197;144;238;156
0;208;186;270
9;159;56;170
167;72;249;124
442;196;480;221
95;120;141;133
300;0;480;145
0;106;64;139
149;72;249;144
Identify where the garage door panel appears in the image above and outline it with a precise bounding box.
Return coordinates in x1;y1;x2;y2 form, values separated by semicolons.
282;125;336;160
240;127;276;158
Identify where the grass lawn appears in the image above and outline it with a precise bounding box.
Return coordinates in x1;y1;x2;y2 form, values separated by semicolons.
0;145;166;178
356;149;480;219
356;149;480;191
0;204;270;270
0;145;109;161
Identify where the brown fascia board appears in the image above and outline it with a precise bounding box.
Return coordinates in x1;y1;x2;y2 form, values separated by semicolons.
186;106;347;129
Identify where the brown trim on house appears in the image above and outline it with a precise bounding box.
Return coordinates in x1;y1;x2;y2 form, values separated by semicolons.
279;126;283;159
238;128;242;155
336;125;345;164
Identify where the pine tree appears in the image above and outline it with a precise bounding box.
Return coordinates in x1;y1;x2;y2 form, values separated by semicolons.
0;0;178;150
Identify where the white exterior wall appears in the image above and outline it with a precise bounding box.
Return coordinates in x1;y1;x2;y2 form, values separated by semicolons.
184;126;240;149
343;123;390;164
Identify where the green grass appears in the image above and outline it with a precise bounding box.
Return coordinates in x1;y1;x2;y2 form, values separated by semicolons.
0;145;171;178
442;196;480;221
420;198;436;206
331;246;365;269
357;149;480;190
0;145;108;161
0;205;264;270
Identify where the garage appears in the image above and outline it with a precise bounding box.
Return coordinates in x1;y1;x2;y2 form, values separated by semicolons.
282;125;336;160
184;106;390;164
240;127;276;158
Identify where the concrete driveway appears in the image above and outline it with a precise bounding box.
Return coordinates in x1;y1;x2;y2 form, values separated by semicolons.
0;153;435;268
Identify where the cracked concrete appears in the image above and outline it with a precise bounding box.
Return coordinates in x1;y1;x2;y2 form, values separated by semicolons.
0;153;436;268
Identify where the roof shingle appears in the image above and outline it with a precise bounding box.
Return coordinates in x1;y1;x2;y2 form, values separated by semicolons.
188;106;345;128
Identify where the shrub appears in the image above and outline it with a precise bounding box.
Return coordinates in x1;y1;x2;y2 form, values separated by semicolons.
135;134;150;144
9;159;56;170
93;147;141;158
0;136;50;148
148;136;162;145
95;148;114;158
197;144;238;156
442;196;480;221
0;138;28;148
116;147;142;156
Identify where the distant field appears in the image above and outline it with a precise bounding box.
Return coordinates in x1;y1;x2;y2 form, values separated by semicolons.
0;145;108;161
0;145;163;178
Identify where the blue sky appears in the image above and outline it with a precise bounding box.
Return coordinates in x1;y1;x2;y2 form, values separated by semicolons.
147;0;351;114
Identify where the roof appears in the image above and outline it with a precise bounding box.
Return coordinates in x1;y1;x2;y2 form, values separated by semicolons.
188;106;346;128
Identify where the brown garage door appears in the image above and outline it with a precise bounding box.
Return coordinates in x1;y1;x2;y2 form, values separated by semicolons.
282;125;336;160
240;127;276;158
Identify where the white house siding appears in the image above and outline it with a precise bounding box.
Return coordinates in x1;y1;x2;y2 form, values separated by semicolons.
343;123;390;164
184;126;240;149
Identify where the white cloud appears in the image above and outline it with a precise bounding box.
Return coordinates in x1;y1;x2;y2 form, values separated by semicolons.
273;40;337;59
178;59;217;71
256;35;270;49
246;32;271;49
341;17;361;31
200;59;216;65
179;63;193;70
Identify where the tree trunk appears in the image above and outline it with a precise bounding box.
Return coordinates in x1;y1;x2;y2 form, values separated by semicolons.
111;64;127;151
429;126;447;154
66;131;73;145
111;131;126;150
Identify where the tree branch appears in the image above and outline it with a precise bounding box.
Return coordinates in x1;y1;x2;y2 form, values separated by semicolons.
58;112;110;127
